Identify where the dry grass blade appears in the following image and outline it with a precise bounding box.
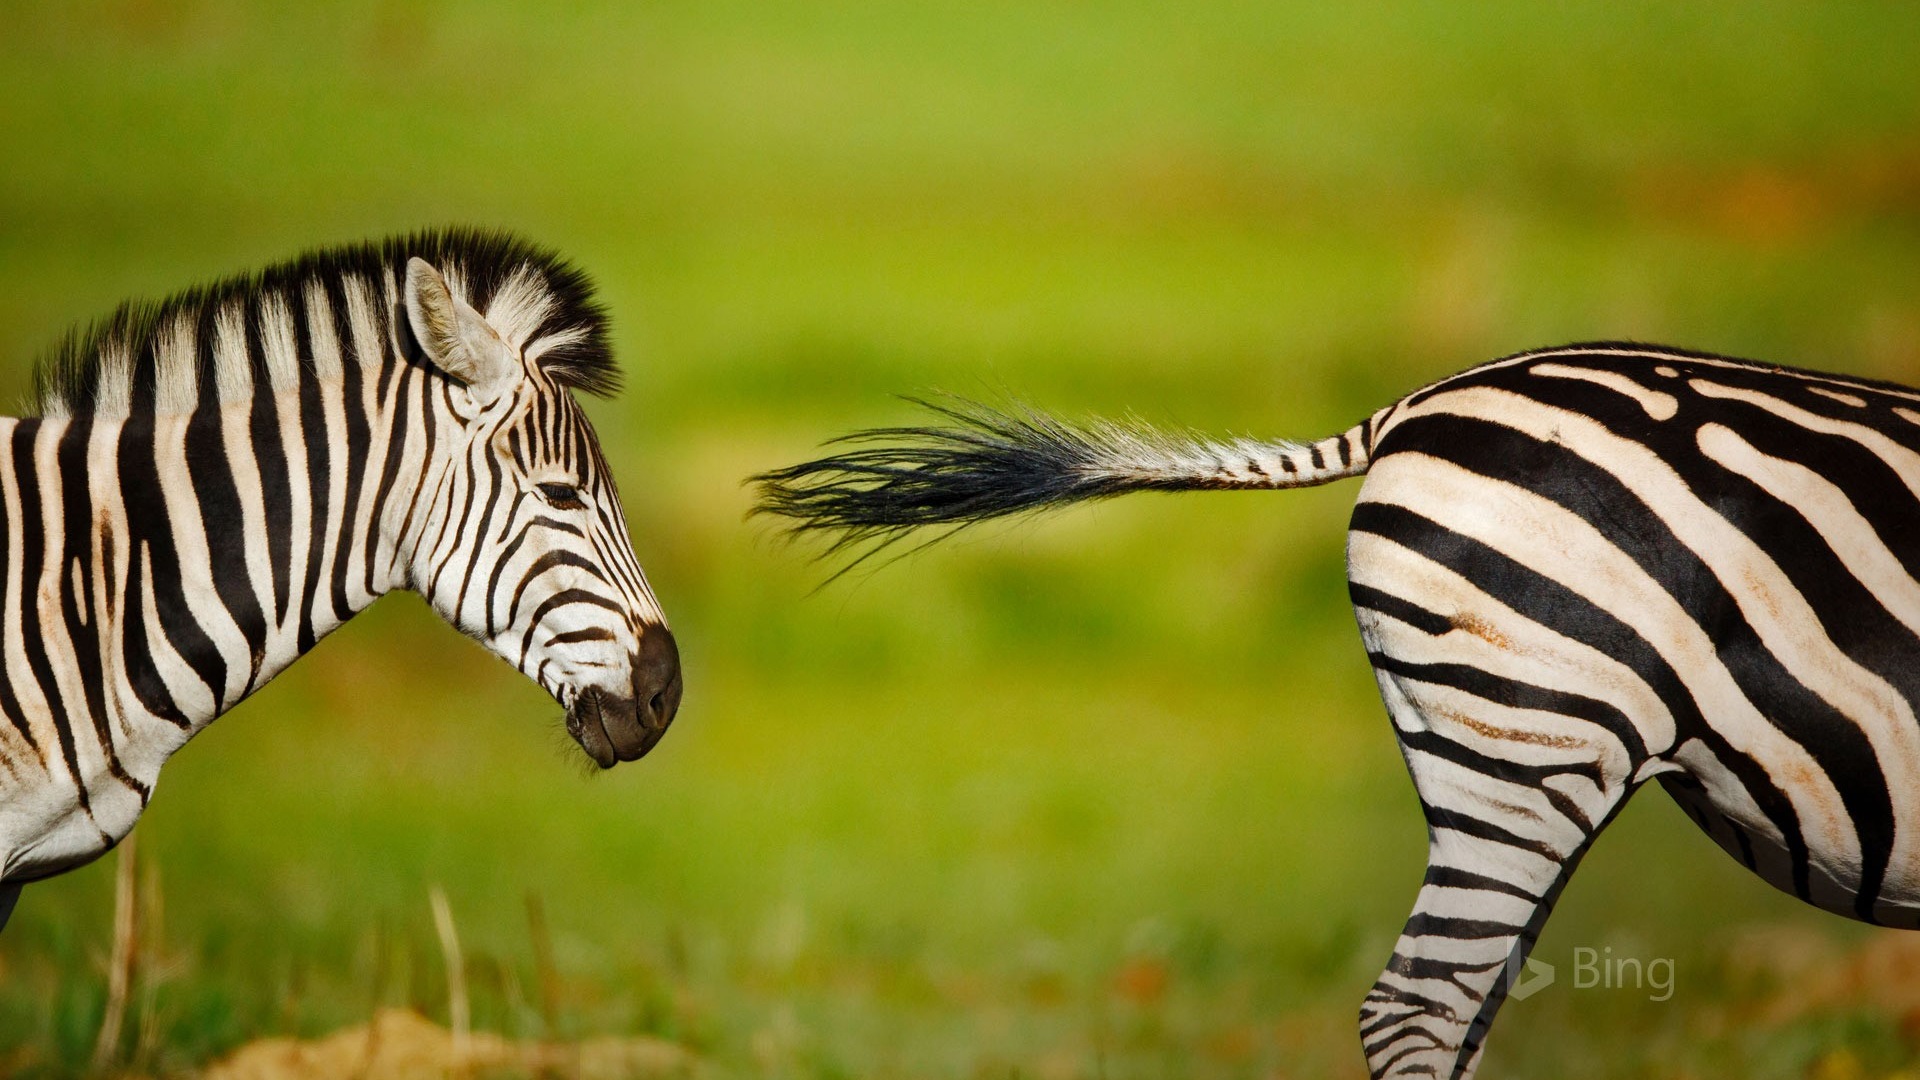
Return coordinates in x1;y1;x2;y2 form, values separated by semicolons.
91;832;139;1072
427;886;469;1072
527;890;562;1033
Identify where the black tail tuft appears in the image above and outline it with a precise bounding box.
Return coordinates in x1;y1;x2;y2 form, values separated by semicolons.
751;397;1135;557
750;396;1355;571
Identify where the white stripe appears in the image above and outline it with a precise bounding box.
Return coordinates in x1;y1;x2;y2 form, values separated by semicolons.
153;313;199;416
258;291;301;393
212;301;252;404
92;339;134;419
305;280;342;380
1529;362;1678;420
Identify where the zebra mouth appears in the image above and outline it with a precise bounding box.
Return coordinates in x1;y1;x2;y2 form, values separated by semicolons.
566;690;620;768
565;688;662;769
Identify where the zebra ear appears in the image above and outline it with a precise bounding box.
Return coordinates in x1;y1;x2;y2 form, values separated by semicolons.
404;257;520;403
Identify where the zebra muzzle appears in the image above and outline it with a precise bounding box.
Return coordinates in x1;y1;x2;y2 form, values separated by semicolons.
565;629;682;769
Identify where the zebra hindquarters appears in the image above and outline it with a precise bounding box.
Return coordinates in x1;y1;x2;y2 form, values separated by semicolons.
1344;459;1657;1078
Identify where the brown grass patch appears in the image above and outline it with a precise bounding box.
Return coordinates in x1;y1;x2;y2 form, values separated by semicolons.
1732;923;1920;1032
190;1008;691;1080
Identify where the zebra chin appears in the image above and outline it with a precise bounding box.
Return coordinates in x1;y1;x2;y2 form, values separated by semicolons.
565;688;671;769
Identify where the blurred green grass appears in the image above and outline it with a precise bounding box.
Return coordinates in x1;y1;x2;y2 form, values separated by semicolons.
2;2;1920;1077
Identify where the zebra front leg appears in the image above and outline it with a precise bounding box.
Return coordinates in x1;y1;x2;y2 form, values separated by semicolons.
1360;715;1633;1078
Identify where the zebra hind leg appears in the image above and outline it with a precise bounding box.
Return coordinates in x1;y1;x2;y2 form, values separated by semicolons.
1359;675;1635;1079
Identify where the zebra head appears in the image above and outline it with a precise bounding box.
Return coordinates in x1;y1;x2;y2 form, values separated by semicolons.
400;256;681;768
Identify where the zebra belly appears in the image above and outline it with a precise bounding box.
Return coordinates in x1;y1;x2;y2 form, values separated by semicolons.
1662;743;1920;928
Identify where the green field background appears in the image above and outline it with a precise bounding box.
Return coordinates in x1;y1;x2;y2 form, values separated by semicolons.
3;3;1919;1077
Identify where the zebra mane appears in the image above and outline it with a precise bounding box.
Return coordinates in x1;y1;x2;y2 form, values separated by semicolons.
28;228;618;419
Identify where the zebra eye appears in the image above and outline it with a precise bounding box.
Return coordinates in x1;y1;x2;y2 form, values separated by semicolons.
536;482;584;508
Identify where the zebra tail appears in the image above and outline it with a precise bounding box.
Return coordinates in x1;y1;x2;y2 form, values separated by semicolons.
751;396;1373;556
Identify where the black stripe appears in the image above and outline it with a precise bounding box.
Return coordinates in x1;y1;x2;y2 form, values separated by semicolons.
1423;865;1542;902
425;444;478;604
11;422;92;817
294;277;341;651
506;550;612;628
483;499;534;637
451;415;508;620
55;415;147;800
364;362;412;598
385;370;438;583
516;588;625;664
252;295;296;626
117;417;225;714
328;312;374;619
1350;583;1454;637
0;434;37;755
188;373;266;694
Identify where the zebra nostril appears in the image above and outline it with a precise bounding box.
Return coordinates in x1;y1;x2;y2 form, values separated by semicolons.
634;627;682;733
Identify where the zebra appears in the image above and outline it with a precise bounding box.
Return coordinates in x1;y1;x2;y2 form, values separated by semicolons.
0;229;681;931
754;342;1920;1078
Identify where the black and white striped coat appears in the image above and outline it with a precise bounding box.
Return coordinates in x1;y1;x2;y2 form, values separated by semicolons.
0;231;681;922
755;343;1920;1078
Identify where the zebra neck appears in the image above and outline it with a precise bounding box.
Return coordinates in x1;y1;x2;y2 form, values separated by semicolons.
0;377;422;751
0;348;441;877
